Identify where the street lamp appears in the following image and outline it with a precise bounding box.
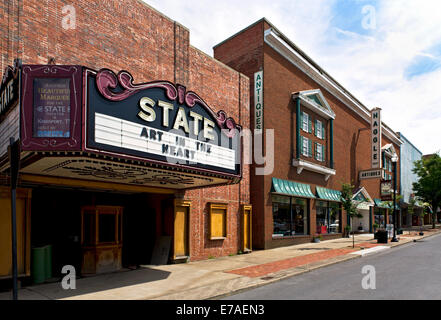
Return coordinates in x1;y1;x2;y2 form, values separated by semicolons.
391;154;399;242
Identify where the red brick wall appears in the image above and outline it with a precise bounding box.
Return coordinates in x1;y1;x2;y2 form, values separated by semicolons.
1;0;250;261
214;20;266;248
215;20;401;249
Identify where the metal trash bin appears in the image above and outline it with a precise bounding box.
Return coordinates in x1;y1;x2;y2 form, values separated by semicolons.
31;246;46;284
44;245;53;280
376;230;388;244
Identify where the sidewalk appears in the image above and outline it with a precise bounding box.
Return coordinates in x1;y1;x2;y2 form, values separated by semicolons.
1;229;440;300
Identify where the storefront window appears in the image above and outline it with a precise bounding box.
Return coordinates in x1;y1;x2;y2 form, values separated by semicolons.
374;207;386;227
272;195;308;237
316;201;341;234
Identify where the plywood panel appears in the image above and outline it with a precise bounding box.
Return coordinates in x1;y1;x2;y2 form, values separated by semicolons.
244;210;250;249
211;210;225;238
174;207;187;257
209;204;228;240
0;189;30;278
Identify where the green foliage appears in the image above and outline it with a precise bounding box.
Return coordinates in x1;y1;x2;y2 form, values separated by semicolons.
383;194;403;210
340;183;363;219
412;153;441;227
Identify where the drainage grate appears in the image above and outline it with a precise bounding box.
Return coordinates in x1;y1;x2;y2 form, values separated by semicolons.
261;276;275;280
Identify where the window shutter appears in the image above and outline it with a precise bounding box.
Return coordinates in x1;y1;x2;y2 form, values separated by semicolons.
322;145;326;162
308;139;312;157
314;142;318;160
314;120;318;137
308;118;312;133
300;112;303;129
300;136;304;155
322;126;325;140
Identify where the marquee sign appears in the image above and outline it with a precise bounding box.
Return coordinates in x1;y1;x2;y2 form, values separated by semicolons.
85;68;242;178
0;60;20;119
371;108;382;168
1;64;242;189
20;65;83;151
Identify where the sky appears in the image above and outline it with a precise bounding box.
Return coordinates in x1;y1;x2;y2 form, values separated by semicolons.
144;0;441;155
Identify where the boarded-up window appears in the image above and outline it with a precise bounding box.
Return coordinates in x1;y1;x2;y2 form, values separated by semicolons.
209;203;228;240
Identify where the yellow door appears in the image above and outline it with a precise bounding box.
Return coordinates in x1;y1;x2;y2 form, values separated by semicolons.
0;188;31;278
242;205;252;252
174;201;190;259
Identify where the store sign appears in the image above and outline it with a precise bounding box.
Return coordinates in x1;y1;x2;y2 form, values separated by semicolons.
33;78;71;137
359;169;383;180
254;71;263;130
371;108;382;168
85;69;242;176
380;181;392;198
0;61;20;118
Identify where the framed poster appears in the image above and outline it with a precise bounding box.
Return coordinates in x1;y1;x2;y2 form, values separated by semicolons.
33;78;71;138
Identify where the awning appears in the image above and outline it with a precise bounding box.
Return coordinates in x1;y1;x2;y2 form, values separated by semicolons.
316;187;341;202
374;198;391;209
271;178;316;198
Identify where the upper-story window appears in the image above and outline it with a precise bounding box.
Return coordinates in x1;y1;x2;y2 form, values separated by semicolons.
315;119;324;139
302;112;311;133
301;136;312;157
293;89;336;181
315;142;325;162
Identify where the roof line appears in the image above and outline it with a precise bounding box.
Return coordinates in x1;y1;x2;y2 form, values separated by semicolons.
397;132;423;155
219;17;401;142
213;18;267;49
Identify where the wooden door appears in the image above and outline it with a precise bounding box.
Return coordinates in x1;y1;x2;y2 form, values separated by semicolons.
81;206;123;274
242;205;252;252
0;188;31;278
173;200;190;260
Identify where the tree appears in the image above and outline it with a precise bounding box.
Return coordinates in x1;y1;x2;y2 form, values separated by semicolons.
340;183;363;248
384;193;403;231
412;153;441;229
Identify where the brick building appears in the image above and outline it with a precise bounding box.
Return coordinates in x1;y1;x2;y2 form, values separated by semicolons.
214;18;402;249
0;0;251;283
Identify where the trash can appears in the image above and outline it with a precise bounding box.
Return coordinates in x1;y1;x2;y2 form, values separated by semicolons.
376;230;388;244
31;246;46;284
44;245;53;280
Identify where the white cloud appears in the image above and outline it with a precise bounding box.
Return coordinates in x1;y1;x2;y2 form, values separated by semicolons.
143;0;441;154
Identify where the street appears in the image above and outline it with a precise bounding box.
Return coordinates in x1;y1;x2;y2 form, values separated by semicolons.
225;233;441;300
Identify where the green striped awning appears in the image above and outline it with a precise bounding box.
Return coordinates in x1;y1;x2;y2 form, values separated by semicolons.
271;178;315;198
374;198;391;209
316;187;341;202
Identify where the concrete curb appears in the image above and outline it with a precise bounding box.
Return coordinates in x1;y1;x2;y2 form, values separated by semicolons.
204;230;441;300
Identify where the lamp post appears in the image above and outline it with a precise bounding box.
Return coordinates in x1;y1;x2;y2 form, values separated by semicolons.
391;154;399;242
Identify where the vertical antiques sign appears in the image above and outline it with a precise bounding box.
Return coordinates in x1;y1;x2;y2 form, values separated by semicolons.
33;78;71;137
254;71;263;131
371;108;382;168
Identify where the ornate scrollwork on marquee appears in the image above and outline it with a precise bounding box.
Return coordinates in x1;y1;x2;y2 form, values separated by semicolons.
95;68;241;138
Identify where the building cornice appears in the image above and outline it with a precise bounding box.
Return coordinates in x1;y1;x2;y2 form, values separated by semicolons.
293;90;336;120
292;158;336;181
264;28;403;146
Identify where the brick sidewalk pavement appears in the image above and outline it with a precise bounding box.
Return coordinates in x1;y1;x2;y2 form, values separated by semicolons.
227;248;357;278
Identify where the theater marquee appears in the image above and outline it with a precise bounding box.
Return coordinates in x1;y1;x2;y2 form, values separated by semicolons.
1;64;243;190
85;68;241;178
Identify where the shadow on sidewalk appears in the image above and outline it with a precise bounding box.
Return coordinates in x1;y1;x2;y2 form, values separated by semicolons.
1;267;171;300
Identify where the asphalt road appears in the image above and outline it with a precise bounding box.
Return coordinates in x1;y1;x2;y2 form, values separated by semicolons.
225;233;441;300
